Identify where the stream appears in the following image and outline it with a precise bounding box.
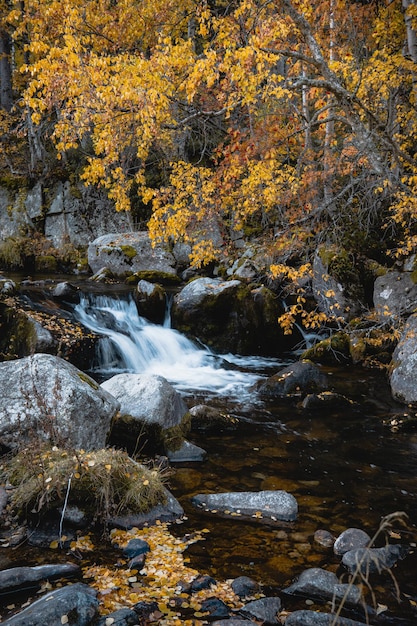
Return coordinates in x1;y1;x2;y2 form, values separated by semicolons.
3;284;417;622
71;291;417;618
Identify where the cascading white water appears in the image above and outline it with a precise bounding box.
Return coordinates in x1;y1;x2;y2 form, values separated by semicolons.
74;293;284;398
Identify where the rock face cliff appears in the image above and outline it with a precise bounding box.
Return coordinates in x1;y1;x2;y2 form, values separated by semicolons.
0;180;132;248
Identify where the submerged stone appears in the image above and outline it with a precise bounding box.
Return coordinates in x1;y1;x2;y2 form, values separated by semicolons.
191;490;298;523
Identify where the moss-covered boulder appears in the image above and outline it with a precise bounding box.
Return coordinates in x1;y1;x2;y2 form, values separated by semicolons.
171;277;296;355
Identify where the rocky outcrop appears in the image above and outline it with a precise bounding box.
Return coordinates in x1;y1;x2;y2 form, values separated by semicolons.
172;277;291;354
0;563;80;594
0;353;119;450
87;232;177;279
0;181;132;248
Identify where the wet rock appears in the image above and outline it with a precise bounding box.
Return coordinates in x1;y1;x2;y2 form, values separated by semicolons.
1;582;99;626
122;538;150;558
231;576;261;598
108;487;184;529
96;608;139;625
189;404;237;431
134;279;167;324
172;277;291;355
190;574;217;592
0;354;119;451
132;600;160;621
390;314;417;404
191;490;298;523
283;567;361;606
302;392;353;410
88;232;177;278
239;597;282;624
212;621;259;626
166;439;207;462
333;528;371;556
51;281;80;303
0;563;80;594
285;610;369;626
312;246;365;322
0;279;17;295
255;360;328;398
342;544;410;575
90;266;114;282
200;597;231;619
301;332;352;366
314;529;335;549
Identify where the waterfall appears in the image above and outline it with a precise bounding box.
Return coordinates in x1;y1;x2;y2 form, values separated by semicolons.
74;293;284;398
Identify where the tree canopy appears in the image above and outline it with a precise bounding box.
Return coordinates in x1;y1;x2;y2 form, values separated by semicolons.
1;0;417;281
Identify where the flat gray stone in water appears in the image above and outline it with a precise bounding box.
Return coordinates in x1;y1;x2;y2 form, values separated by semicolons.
191;490;297;522
333;528;371;555
167;440;207;462
284;568;361;606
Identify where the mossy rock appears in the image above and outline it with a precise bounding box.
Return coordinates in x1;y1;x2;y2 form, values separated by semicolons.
302;332;352;365
34;255;58;272
126;271;181;285
120;245;138;260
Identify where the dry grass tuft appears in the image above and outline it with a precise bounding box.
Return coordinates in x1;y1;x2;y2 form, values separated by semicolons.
5;444;168;521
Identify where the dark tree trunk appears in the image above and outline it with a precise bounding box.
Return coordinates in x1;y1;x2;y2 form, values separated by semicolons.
0;29;13;112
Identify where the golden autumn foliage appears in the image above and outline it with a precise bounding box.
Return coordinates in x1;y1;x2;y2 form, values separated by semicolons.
2;1;417;326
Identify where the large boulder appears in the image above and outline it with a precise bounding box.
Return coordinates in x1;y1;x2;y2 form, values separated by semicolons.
102;373;190;453
390;314;417;404
171;277;292;354
373;271;417;319
87;232;177;279
0;354;119;450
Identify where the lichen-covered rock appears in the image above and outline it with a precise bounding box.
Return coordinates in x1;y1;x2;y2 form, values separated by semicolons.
88;231;177;278
285;611;368;626
390;313;417;404
373;271;417;319
0;353;119;450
